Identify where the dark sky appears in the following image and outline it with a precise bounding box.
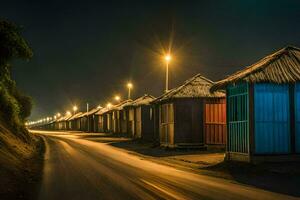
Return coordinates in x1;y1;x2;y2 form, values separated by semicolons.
2;0;300;120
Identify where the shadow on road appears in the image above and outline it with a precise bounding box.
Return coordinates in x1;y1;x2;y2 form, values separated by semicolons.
204;161;300;198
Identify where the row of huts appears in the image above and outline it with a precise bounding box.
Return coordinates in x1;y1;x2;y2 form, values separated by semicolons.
33;46;300;163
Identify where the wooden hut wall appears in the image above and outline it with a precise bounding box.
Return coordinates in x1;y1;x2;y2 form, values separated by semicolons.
159;102;174;145
128;108;135;137
98;115;105;132
226;83;250;155
152;104;160;145
174;99;204;144
93;115;99;132
296;83;300;153
135;107;142;138
204;98;227;145
112;111;119;133
141;105;154;141
107;113;113;132
254;83;290;154
120;110;127;134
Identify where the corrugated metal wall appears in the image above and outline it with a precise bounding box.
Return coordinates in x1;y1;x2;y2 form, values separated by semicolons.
254;84;290;154
227;83;249;153
204;98;226;145
296;83;300;153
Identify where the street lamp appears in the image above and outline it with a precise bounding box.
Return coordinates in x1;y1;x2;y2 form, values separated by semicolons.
106;103;112;108
127;82;133;100
114;95;121;103
164;54;171;92
73;105;78;114
66;111;71;116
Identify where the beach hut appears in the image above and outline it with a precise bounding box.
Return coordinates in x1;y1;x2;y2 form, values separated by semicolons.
124;94;156;140
111;100;133;134
67;112;83;131
95;106;113;133
85;107;102;132
211;46;300;162
153;74;225;148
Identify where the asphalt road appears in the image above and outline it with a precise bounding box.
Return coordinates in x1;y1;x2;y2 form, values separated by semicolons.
33;130;298;200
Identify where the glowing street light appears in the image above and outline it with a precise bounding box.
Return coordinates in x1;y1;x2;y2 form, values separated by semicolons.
164;54;172;92
106;103;112;108
127;82;133;100
57;113;61;118
114;95;121;102
73;105;78;114
66;111;71;116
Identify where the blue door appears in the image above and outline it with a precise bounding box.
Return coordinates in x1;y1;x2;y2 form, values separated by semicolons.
296;83;300;153
254;84;290;154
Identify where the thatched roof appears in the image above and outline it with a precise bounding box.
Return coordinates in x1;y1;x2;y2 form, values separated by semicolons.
86;107;102;116
114;99;133;110
153;74;224;103
67;112;83;121
211;46;300;91
125;94;156;107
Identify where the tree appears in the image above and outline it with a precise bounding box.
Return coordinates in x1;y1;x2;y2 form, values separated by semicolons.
0;19;33;137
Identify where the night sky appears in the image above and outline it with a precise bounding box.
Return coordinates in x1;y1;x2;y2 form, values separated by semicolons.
2;0;300;120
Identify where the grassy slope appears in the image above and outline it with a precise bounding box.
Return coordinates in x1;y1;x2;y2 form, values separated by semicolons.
0;122;44;200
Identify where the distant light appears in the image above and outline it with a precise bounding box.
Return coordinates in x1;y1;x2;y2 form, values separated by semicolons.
57;113;61;117
127;82;133;89
54;116;57;119
66;111;71;116
97;105;102;109
73;105;78;112
106;103;112;108
165;54;171;62
114;95;121;101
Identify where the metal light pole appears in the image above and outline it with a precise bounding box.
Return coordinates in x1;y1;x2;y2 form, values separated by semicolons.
165;54;171;92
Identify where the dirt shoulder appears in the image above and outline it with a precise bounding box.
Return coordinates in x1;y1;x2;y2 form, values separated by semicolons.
0;133;44;200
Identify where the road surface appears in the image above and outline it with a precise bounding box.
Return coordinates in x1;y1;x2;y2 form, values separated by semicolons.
33;130;298;200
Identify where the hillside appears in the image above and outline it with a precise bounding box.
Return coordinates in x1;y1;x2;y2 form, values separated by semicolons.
0;120;43;200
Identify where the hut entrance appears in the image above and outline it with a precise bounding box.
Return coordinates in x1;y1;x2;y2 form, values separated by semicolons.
204;98;226;145
254;84;290;154
160;103;174;146
296;83;300;153
227;83;249;154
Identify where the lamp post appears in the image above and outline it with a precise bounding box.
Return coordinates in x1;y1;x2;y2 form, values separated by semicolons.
127;82;133;100
164;54;171;92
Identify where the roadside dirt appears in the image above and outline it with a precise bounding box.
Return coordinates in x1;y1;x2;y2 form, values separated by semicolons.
0;135;44;200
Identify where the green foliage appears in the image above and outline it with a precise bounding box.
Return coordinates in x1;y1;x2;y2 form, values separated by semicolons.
0;19;33;140
0;19;33;65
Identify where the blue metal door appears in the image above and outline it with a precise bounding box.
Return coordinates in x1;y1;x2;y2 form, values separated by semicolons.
295;83;300;153
254;84;290;154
